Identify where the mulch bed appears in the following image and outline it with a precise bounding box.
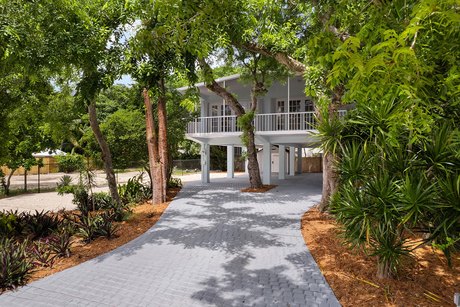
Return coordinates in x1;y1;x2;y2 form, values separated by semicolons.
28;188;180;284
241;185;277;193
301;207;459;307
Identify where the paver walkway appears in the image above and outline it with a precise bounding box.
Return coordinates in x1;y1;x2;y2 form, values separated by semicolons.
0;173;340;307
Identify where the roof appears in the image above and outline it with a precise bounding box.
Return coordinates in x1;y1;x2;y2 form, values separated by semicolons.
32;149;67;158
176;74;241;92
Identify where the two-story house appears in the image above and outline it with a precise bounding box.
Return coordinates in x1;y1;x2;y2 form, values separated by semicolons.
180;74;345;185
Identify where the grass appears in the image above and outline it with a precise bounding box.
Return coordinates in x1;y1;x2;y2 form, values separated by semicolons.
172;169;200;176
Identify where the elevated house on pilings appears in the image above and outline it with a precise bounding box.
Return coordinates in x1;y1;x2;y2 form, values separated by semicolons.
180;74;346;185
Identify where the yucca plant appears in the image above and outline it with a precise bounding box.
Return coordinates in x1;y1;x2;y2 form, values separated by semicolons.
0;238;33;291
56;175;74;195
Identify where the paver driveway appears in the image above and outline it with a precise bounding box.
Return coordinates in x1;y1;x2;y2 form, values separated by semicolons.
0;173;340;307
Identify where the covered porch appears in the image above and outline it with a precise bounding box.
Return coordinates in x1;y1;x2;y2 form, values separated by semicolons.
188;130;320;185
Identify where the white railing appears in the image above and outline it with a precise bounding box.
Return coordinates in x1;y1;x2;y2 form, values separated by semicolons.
187;110;347;134
187;116;241;134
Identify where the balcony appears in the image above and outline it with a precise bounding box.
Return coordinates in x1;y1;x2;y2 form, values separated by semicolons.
186;111;347;135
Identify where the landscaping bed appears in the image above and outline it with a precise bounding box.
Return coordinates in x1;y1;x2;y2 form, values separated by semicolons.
301;207;459;307
0;172;180;293
29;188;179;283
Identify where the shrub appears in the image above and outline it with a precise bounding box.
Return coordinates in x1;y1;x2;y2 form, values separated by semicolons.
22;210;61;239
73;213;99;243
48;230;73;258
92;192;113;210
55;154;84;173
0;212;19;238
98;211;119;239
28;241;56;268
56;175;75;195
72;185;92;215
167;177;182;189
73;211;120;243
0;238;33;291
118;174;152;204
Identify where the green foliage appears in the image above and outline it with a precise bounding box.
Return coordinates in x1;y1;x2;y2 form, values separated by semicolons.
167;177;182;189
237;111;255;147
56;154;85;173
0;212;18;238
0;238;33;292
21;210;61;240
118;174;152;205
47;230;73;258
56;175;75;195
331;107;460;276
73;212;119;243
28;241;56;268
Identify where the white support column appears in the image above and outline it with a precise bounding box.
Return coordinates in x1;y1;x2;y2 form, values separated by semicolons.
279;145;286;180
227;145;234;178
201;143;210;184
263;143;272;185
289;146;295;176
297;146;303;174
242;146;249;173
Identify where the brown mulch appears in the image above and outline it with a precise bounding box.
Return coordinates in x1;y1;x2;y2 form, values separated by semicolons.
301;207;460;307
28;188;180;283
241;185;277;193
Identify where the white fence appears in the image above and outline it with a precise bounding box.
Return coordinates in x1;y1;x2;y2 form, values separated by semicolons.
187;111;347;134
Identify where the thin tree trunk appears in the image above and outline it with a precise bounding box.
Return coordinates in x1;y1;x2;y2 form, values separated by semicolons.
157;78;168;198
5;169;15;195
318;152;337;212
143;88;164;205
24;169;27;192
376;257;392;279
87;101;121;204
246;129;263;188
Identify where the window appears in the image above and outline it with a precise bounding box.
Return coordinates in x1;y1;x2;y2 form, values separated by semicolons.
211;105;219;116
289;100;301;112
277;100;285;113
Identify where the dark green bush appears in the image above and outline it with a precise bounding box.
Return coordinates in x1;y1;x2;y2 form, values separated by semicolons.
0;238;33;291
55;154;84;173
22;210;60;240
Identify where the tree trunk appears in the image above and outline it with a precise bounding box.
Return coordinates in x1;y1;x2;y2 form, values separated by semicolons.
318;152;337;212
4;169;16;195
157;78;168;197
199;58;264;188
87;101;121;204
246;129;263;188
143;88;165;205
376;258;392;279
24;170;27;192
